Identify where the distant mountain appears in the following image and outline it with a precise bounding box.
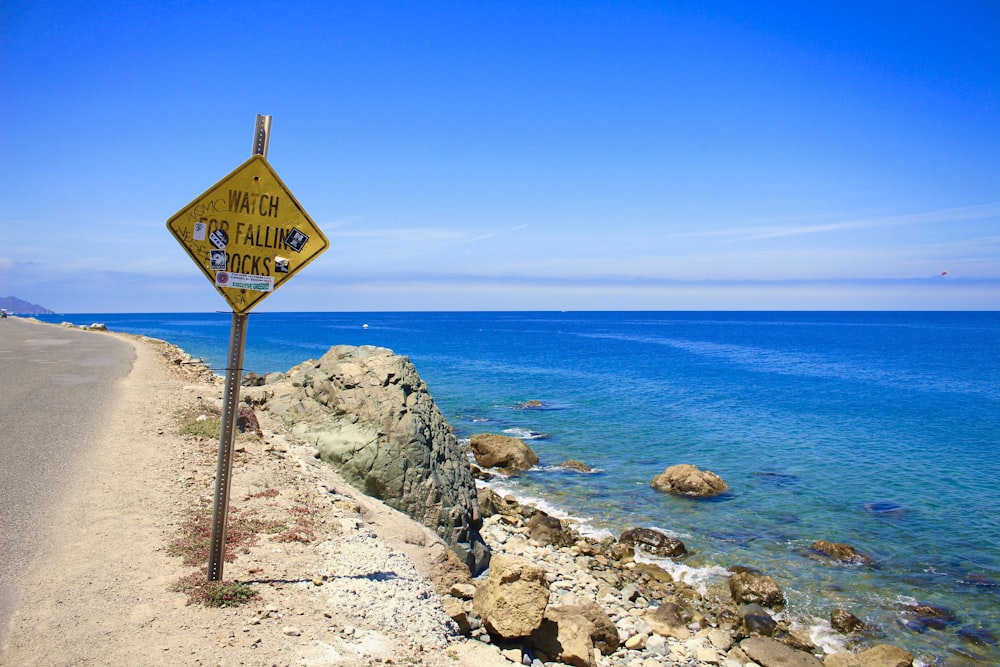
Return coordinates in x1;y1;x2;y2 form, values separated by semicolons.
0;296;55;315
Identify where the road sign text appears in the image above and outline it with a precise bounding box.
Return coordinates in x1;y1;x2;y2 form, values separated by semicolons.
228;189;280;217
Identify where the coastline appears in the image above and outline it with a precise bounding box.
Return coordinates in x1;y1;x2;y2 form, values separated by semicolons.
0;322;507;666
1;318;963;666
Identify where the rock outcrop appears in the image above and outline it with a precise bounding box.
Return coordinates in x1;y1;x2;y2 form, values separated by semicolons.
250;345;489;574
650;463;729;497
470;433;539;472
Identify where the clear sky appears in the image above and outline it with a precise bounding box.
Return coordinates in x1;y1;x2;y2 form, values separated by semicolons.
2;1;998;312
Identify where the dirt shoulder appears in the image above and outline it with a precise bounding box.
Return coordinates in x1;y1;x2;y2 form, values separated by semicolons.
0;330;507;667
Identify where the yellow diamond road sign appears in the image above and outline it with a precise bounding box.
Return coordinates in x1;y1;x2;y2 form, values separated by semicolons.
167;155;329;314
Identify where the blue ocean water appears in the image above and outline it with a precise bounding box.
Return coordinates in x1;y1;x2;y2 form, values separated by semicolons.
42;311;1000;664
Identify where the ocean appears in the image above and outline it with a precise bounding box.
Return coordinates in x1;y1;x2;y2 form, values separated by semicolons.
40;311;1000;664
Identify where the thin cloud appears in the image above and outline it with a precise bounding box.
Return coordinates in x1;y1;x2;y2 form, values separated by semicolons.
731;203;1000;242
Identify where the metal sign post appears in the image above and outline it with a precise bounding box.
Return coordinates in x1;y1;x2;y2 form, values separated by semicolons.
166;114;328;582
207;115;270;581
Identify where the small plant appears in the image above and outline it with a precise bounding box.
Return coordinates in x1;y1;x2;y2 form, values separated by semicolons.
171;571;257;607
276;524;316;543
179;416;222;439
167;507;282;566
250;488;280;499
275;505;316;542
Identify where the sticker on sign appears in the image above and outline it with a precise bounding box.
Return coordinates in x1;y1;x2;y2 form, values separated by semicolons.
215;271;274;292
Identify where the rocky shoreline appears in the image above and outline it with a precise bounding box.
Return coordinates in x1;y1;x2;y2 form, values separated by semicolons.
4;322;963;667
444;484;920;667
235;341;928;667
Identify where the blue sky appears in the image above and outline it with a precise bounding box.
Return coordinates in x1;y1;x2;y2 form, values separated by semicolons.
2;1;998;312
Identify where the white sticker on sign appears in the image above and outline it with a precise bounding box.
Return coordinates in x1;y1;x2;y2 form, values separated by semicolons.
215;271;274;292
193;221;207;241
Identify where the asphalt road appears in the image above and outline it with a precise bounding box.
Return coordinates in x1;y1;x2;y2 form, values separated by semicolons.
0;317;135;648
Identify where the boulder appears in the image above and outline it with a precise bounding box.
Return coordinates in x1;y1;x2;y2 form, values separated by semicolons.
825;644;914;667
527;513;576;547
532;614;594;667
855;644;913;667
427;542;474;596
830;608;865;634
241;371;266;387
552;600;620;654
561;459;593;472
477;487;503;518
236;405;262;436
739;637;822;667
473;554;549;639
729;569;785;608
822;652;860;667
739;603;777;637
441;596;472;634
651;463;728;497
529;600;620;666
898;601;959;632
618;527;687;558
811;540;875;566
470;433;539;471
631;562;673;585
645;601;690;640
261;345;489;574
263;371;286;384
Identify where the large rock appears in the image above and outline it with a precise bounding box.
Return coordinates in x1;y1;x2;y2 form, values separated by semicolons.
645;601;691;640
830;608;865;634
527;513;576;547
618;527;687;558
529;600;620;666
651;463;729;497
473;554;550;638
729;569;786;608
898;601;960;633
811;540;875;566
856;644;914;667
258;345;489;574
534;613;595;667
823;644;913;667
739;602;777;637
470;433;539;471
739;637;822;667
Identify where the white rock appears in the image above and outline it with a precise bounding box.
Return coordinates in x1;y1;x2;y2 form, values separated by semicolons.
501;647;522;663
708;628;733;650
697;646;721;664
644;634;667;656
